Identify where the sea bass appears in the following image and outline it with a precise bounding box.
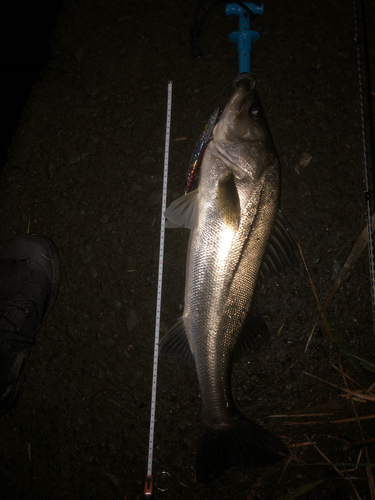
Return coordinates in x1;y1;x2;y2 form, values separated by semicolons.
160;77;295;482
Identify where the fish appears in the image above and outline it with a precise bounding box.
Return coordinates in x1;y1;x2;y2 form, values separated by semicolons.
160;76;297;483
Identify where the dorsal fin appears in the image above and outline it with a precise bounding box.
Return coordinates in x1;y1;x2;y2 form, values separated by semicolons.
260;210;299;279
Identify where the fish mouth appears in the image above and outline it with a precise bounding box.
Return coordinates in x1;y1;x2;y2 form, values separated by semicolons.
233;73;257;90
229;75;255;115
229;88;252;115
229;74;259;115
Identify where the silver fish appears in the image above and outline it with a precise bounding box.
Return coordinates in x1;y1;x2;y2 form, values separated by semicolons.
161;77;294;482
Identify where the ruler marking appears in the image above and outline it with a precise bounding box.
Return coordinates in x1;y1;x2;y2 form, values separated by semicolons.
144;81;172;496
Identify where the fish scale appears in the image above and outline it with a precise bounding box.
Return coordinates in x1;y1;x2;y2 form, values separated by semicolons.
194;170;276;423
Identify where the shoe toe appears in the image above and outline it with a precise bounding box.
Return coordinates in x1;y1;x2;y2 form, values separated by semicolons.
0;234;59;285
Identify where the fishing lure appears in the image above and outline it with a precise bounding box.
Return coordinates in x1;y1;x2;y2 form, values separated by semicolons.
185;107;221;194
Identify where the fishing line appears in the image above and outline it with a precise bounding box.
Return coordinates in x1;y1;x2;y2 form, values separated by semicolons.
353;0;375;336
144;81;172;499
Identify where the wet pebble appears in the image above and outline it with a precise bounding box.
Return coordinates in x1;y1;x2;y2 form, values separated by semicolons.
144;173;162;184
126;309;138;331
298;152;312;167
130;183;143;192
141;156;156;164
104;472;120;487
89;266;98;278
78;245;93;264
128;370;143;388
98;338;115;348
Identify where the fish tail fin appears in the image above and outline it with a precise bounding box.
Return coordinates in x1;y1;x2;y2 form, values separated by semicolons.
196;416;288;483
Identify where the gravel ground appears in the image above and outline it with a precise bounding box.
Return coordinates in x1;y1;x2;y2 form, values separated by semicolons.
1;0;375;499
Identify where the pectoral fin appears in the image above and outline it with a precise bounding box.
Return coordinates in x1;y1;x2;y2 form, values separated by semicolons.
216;172;240;230
165;190;199;229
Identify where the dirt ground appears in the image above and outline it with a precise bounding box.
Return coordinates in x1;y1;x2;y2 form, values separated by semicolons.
1;0;375;498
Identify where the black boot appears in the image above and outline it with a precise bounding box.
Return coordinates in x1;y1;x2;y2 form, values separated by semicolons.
0;234;60;416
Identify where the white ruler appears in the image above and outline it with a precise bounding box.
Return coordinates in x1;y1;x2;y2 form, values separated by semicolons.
144;81;172;498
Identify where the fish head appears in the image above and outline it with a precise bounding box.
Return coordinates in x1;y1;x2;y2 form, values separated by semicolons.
213;79;278;181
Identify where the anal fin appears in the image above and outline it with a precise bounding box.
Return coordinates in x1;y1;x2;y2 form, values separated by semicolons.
159;319;195;368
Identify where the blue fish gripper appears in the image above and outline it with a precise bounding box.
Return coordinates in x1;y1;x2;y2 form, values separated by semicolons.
226;2;264;75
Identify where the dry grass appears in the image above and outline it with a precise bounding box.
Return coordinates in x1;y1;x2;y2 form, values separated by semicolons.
274;230;375;499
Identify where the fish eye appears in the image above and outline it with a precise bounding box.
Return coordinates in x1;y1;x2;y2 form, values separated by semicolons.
249;106;261;119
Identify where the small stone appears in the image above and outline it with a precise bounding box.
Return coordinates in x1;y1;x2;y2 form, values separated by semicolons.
123;205;133;216
141;156;156;164
98;338;115;348
78;247;92;264
89;267;98;278
299;152;312;167
130;183;143;192
49;350;67;363
128;370;143;388
126;309;138;331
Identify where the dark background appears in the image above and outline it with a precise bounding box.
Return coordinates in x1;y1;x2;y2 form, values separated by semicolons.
2;1;64;168
0;0;374;499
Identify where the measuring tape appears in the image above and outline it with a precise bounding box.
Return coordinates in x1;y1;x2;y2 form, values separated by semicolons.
144;81;172;498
